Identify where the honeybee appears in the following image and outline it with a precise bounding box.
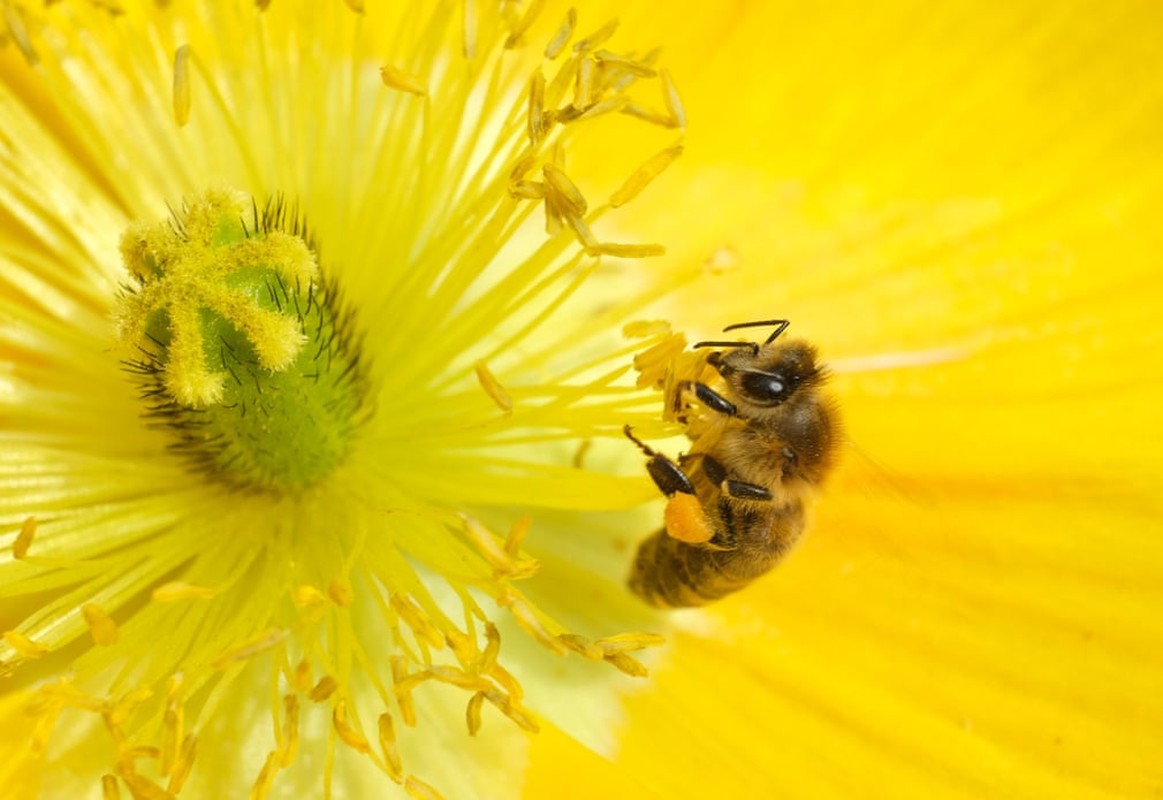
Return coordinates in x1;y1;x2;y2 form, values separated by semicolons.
626;320;838;607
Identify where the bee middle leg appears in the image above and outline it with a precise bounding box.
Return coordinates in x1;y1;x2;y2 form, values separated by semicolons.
623;425;696;497
702;454;773;502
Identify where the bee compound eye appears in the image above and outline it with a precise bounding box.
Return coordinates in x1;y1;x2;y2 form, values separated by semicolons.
740;371;791;404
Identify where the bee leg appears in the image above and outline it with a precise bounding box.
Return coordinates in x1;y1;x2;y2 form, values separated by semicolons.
623;425;696;496
625;426;715;544
702;454;773;502
671;380;738;423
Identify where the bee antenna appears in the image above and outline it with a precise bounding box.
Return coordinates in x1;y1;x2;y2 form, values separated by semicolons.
692;340;760;355
721;319;791;345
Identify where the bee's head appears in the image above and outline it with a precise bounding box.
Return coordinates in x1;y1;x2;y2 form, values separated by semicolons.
706;340;823;408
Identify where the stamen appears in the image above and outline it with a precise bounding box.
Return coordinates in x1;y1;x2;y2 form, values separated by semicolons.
333;700;372;754
82;603;119;646
3;630;48;658
172;45;191;126
166;735;197;795
250;751;279;800
405;775;446;800
378;713;404;783
504;0;546;48
573;18;619;53
474;360;513;412
544;8;577;59
610;144;684;207
278;695;300;767
660;68;687;128
13;515;35;559
380;64;428;96
308;675;339;702
151;581;217;602
211;628;287;670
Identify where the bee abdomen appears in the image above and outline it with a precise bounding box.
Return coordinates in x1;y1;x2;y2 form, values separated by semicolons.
628;501;805;608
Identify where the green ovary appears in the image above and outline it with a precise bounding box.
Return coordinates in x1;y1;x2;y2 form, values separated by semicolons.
119;191;367;493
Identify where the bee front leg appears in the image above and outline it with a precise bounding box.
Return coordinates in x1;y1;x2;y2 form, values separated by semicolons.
671;380;737;423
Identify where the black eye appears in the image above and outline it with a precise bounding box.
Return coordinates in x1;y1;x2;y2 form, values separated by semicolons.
740;371;792;404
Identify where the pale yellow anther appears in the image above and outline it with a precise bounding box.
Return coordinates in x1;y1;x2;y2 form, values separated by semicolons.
390;594;446;650
660;68;686;128
620;101;676;128
480;622;502;669
565;213;599;251
496;589;567;654
82;603;118;647
13;516;35;559
557;633;604;660
573;18;618;53
504;517;530;558
333;701;371;753
380;64;428;96
575;95;629;121
250;751;280;800
328;578;354;606
292;659;313;692
474;361;513;412
592;49;656;78
587;242;665;259
3;630;48;658
480;688;539;733
167;734;196;795
527;69;546;145
308;675;339;702
211;628;287;670
279;695;300;767
121;772;171;800
405;775;446;800
542;164;587;215
378;713;404;783
151;581;217;602
509;180;546;200
292;585;327;608
575;56;595;108
504;0;545;48
596;631;667;654
604;651;649;677
544;8;577;59
487;661;524;703
173;45;191;126
465;691;486;735
101;774;118;800
391;657;418;727
610;144;684;207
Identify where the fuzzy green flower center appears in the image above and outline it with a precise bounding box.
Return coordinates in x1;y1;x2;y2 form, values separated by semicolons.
116;190;368;493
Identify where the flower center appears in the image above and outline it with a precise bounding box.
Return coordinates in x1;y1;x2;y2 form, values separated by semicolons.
115;189;368;493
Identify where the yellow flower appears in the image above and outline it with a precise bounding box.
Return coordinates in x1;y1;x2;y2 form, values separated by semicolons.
2;3;1162;800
